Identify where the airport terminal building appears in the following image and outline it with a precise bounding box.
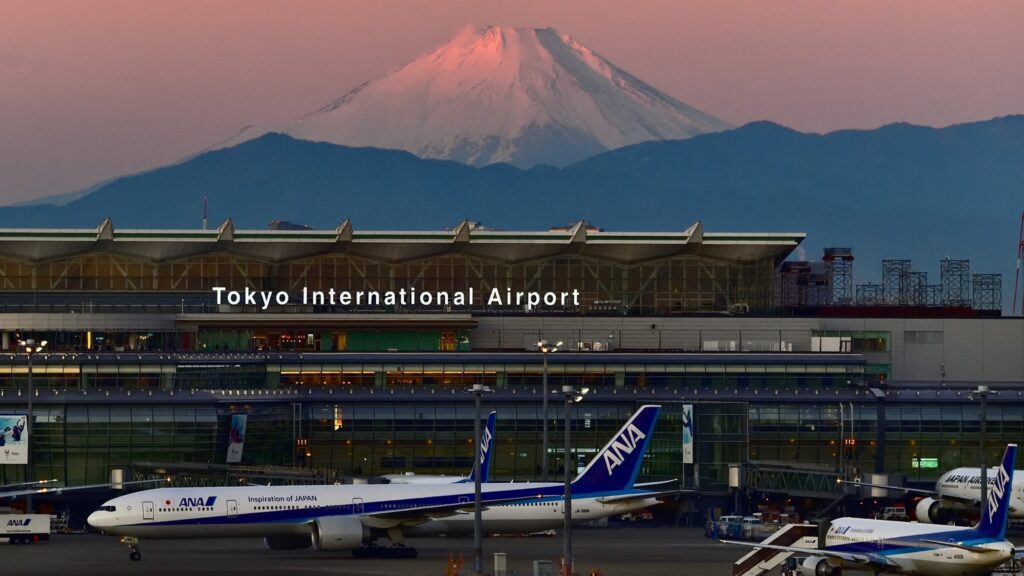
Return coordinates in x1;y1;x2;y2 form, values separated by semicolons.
0;219;1022;514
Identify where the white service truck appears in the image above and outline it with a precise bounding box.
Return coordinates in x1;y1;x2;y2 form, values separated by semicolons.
1;514;50;544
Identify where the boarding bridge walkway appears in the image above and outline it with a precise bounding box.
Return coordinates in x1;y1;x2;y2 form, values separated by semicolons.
743;461;848;499
732;523;818;576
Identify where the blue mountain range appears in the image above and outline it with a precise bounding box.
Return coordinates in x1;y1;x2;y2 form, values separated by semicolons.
2;117;1022;306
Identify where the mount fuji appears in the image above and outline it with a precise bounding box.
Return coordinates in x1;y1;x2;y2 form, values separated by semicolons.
227;25;731;167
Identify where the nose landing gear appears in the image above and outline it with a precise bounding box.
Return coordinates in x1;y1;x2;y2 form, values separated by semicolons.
120;536;142;561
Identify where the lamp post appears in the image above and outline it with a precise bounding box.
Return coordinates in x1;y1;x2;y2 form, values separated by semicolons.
469;382;492;576
560;384;588;576
18;338;47;514
537;340;561;482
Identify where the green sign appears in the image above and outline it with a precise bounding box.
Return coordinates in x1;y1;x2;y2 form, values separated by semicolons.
912;457;938;469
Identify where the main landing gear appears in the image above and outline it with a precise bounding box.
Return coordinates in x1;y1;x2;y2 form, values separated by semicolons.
121;536;142;561
354;530;418;559
351;542;418;559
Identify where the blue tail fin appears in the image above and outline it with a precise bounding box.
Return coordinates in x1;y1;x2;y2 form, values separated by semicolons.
975;444;1016;539
464;411;497;483
571;405;661;495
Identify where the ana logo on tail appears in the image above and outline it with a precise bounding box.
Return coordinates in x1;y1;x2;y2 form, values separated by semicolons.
602;423;647;475
988;464;1011;524
480;426;492;465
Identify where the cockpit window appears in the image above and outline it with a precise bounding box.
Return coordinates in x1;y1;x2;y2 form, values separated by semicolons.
99;505;116;512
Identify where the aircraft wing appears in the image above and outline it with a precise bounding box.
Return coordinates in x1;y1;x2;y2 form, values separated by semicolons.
720;540;900;569
595;489;695;504
0;479;167;499
919;539;999;553
633;479;679;489
360;495;541;524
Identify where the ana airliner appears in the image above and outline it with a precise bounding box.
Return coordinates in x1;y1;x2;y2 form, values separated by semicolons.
725;444;1020;576
89;405;673;561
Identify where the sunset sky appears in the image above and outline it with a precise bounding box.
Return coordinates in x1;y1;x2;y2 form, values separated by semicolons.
1;0;1022;204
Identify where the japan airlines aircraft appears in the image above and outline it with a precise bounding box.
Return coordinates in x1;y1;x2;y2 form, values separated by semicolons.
845;466;1024;525
725;444;1019;576
89;405;669;561
383;411;496;485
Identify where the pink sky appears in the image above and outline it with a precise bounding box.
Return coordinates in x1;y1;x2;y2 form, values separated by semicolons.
1;0;1022;204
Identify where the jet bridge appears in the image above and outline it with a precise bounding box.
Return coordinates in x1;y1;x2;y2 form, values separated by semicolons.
741;461;851;499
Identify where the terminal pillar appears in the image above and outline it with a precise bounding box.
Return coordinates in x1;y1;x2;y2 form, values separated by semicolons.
875;400;886;473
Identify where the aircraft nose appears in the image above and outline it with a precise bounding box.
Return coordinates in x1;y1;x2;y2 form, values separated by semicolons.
87;510;106;529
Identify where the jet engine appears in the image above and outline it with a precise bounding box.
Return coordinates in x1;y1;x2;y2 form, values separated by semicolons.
311;516;371;551
915;497;952;524
263;535;312;550
800;556;842;576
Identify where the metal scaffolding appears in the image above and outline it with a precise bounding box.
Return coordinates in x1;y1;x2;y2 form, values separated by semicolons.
823;248;854;306
940;258;971;307
906;271;928;306
972;274;1002;311
882;260;912;305
856;283;884;305
780;262;829;308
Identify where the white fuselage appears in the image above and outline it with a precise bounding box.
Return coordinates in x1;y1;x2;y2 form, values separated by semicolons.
936;467;1024;517
88;483;656;539
819;517;1013;576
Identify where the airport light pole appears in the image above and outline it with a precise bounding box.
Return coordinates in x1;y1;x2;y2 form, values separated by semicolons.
18;338;47;514
470;382;492;576
561;384;589;576
537;340;561;482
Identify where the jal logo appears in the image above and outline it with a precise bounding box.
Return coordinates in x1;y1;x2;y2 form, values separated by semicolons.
987;465;1011;523
179;496;217;507
480;427;493;464
7;519;31;526
601;423;647;475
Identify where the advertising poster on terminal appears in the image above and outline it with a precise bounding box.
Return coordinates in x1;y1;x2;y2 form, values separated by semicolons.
225;413;247;464
0;415;29;464
682;404;694;465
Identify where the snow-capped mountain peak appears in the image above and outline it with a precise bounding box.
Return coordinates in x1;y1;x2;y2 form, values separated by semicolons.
266;25;732;167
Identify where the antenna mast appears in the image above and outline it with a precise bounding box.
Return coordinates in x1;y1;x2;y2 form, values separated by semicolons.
202;196;208;231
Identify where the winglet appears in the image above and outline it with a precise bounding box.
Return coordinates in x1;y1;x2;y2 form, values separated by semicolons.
571;405;661;495
976;443;1016;539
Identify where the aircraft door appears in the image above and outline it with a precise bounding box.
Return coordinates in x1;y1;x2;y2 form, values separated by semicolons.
227;499;238;518
142;501;154;521
352;498;364;514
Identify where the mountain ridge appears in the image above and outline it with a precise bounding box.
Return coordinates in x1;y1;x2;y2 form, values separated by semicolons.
0;116;1021;308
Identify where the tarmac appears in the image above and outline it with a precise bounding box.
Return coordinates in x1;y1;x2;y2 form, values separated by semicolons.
2;526;735;576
